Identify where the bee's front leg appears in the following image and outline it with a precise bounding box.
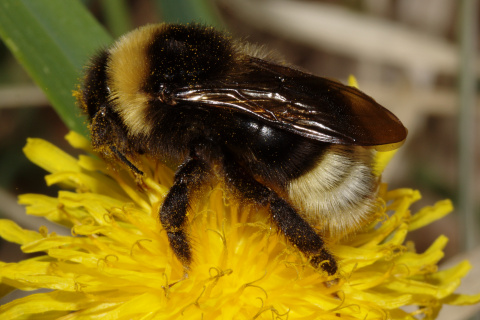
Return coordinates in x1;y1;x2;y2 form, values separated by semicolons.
109;145;144;176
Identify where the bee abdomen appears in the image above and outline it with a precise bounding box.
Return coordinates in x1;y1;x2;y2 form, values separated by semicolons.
287;145;378;238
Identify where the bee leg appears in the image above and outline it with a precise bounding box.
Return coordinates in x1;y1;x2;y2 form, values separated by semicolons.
109;145;144;175
269;197;338;275
108;145;148;189
159;156;209;268
222;157;337;275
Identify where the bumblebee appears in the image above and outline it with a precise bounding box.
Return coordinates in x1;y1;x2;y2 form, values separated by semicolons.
78;23;407;275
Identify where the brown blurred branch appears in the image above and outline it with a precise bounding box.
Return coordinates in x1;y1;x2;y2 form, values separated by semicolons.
221;0;479;76
0;85;49;109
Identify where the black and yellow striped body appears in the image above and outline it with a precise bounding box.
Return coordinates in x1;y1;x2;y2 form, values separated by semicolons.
77;23;406;275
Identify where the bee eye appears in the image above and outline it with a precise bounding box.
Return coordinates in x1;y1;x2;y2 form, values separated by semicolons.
99;107;107;117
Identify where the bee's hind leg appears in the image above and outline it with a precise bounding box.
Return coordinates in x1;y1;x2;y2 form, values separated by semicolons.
221;152;338;275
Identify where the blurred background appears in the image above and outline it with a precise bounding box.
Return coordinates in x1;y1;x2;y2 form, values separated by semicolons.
0;0;478;318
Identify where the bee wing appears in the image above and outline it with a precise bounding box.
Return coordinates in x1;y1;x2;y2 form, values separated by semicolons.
174;58;407;149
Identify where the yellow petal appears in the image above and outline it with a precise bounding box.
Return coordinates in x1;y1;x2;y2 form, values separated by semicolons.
2;134;478;319
409;199;454;231
23;138;80;175
347;74;359;87
442;292;480;305
65;131;93;153
0;220;42;245
373;149;399;176
0;291;99;319
17;194;72;227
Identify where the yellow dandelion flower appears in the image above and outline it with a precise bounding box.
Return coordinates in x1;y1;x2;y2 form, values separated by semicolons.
0;131;478;320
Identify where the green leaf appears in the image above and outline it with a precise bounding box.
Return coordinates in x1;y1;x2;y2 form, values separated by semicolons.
101;0;133;38
155;0;224;28
0;0;113;135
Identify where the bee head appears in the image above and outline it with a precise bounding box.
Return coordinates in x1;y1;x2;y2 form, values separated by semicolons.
79;50;110;120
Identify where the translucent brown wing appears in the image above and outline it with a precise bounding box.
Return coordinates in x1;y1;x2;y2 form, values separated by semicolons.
173;57;407;149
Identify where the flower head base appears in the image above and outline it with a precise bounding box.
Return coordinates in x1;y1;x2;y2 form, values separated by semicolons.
0;132;478;319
